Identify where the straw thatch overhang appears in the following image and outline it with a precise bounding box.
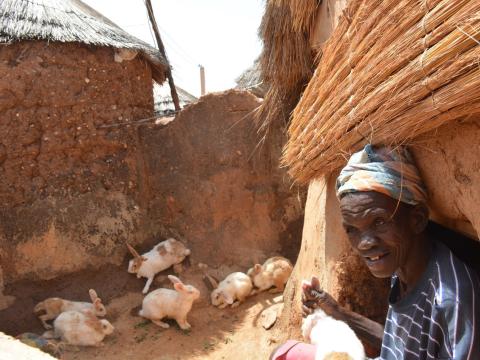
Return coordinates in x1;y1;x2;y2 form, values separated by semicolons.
0;0;168;84
255;0;320;137
283;0;480;184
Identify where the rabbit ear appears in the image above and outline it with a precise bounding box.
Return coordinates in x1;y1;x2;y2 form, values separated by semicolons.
127;243;141;259
89;289;98;302
168;275;182;284
173;282;185;292
205;274;218;289
254;264;262;273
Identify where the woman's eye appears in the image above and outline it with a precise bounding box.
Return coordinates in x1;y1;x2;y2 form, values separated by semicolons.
345;226;357;235
374;218;386;227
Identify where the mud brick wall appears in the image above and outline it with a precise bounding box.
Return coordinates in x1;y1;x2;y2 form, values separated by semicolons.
0;41;153;284
138;90;305;269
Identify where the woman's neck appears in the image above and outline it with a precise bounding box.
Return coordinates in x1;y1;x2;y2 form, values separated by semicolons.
397;234;433;294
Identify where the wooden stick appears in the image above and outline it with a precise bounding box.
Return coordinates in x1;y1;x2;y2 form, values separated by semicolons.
144;0;181;111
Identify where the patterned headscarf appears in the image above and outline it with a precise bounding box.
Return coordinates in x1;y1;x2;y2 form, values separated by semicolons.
336;145;428;205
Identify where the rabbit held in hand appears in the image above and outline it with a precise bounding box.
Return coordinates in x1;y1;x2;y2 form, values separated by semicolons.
302;308;365;360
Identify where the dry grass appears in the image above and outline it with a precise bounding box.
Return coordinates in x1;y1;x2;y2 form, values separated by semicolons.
283;0;480;183
255;0;320;136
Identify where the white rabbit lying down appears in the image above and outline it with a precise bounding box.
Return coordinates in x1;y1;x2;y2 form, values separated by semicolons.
210;272;253;309
302;309;365;360
43;309;114;347
139;275;200;330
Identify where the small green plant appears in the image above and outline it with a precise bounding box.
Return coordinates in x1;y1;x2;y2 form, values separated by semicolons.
134;320;150;329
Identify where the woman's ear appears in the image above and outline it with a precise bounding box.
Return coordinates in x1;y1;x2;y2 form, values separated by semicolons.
410;203;429;234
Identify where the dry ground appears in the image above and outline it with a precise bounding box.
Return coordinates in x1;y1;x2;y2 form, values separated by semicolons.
1;261;284;360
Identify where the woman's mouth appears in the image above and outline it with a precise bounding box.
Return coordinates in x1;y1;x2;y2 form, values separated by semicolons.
364;252;390;265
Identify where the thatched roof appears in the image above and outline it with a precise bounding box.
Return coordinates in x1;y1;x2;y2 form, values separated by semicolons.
255;0;320;136
284;0;480;184
154;84;197;115
0;0;168;83
236;59;267;98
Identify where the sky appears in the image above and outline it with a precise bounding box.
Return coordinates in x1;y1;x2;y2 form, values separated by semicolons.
82;0;264;98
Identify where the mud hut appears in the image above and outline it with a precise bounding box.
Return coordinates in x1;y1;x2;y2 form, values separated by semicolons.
256;0;480;350
0;0;169;307
153;83;197;116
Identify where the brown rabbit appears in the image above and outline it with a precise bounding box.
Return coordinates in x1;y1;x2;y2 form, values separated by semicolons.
34;289;106;329
247;256;293;294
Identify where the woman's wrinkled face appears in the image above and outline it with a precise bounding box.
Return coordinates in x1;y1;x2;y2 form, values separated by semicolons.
340;191;417;278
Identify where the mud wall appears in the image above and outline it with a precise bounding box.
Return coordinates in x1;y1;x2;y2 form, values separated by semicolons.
412;119;480;240
0;43;304;313
138;90;304;268
0;41;153;289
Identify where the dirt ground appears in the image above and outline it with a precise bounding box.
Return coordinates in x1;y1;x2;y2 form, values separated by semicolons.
1;258;283;360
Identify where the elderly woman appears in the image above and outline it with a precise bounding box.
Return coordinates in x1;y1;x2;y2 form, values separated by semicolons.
271;145;480;360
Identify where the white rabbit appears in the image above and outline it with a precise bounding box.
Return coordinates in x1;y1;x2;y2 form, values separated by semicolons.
139;275;200;330
302;309;365;360
127;238;191;294
43;309;114;347
210;272;253;309
247;256;293;294
34;289;106;329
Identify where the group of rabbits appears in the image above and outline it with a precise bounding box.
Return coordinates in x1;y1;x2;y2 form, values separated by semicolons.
32;238;294;348
34;289;112;347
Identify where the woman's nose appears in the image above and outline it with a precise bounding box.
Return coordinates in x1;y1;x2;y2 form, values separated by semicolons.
357;233;378;251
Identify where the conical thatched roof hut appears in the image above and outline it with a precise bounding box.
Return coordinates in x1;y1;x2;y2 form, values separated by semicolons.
0;0;168;83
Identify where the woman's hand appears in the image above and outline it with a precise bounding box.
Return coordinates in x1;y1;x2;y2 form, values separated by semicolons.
301;275;340;318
